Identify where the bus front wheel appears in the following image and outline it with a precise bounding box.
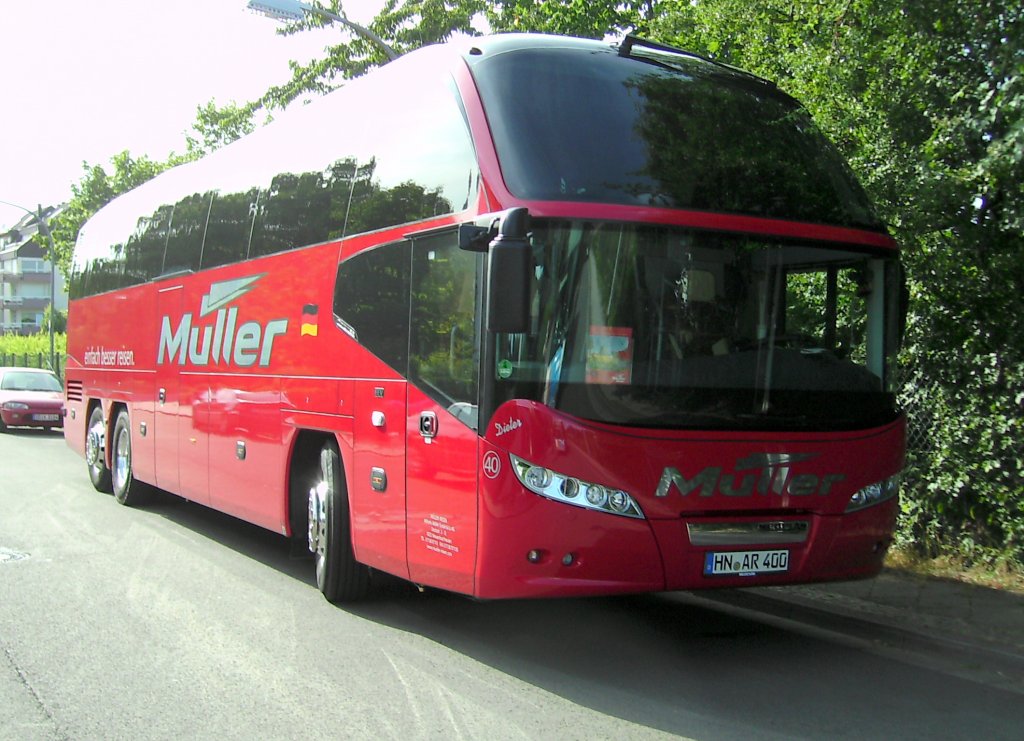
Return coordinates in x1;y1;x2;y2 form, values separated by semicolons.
308;441;370;602
86;406;112;493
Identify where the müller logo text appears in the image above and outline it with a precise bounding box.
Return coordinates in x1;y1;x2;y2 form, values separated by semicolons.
655;452;846;498
158;275;288;368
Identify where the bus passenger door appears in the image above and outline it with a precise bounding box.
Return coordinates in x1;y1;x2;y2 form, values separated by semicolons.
154;285;182;494
404;233;481;595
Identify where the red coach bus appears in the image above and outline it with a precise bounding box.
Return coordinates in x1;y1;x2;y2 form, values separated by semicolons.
65;34;906;602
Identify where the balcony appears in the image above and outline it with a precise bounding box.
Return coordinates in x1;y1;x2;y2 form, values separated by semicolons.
13;297;50;311
17;271;52;285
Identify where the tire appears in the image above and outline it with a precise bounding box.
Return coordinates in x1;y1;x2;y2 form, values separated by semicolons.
85;406;112;493
111;410;149;506
308;440;370;602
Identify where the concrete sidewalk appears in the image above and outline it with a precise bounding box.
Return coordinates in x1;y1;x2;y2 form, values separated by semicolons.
698;567;1024;690
762;568;1024;652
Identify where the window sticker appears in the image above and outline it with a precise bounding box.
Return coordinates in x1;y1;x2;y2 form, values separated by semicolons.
586;326;633;384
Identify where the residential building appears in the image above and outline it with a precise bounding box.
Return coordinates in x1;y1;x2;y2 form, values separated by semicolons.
0;205;68;335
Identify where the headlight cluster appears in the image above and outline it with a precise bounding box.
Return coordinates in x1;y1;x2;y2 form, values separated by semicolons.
510;454;645;519
846;475;900;512
2;402;29;411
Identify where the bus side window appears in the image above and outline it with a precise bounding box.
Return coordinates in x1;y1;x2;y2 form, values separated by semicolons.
160;192;210;276
409;233;480;426
202;188;259;269
333;241;412;374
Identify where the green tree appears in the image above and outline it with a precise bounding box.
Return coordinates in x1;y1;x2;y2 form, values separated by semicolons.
48;151;171;280
256;0;660;108
184;99;261;158
42;305;67;335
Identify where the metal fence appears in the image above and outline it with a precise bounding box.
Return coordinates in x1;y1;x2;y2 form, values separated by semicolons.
892;362;942;468
0;353;63;379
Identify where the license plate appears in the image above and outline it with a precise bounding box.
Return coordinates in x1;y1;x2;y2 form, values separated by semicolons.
704;549;789;577
33;414;60;422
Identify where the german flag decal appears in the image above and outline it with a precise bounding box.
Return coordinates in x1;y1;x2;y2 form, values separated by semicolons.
300;304;319;337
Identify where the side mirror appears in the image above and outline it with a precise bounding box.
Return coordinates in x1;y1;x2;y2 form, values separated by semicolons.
486;208;531;334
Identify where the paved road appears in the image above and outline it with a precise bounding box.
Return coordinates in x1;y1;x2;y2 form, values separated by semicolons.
2;429;1022;740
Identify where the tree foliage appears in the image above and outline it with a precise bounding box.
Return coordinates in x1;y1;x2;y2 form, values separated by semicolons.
184;99;260;158
256;0;662;108
48;151;172;282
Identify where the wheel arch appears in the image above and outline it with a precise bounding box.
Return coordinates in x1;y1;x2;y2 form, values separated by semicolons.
286;429;352;541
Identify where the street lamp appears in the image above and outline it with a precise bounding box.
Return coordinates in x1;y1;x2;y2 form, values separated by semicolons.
0;199;57;374
247;0;399;61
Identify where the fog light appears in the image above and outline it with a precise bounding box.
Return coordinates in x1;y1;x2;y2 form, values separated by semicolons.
562;552;576;566
527;549;543;563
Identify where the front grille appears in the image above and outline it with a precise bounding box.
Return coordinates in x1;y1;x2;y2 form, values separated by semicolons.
687;520;810;546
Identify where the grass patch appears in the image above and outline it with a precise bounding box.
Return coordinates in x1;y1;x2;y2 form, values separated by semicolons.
886;546;1024;594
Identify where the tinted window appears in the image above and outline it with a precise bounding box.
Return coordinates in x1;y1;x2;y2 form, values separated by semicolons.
409;233;481;426
72;47;478;299
333;242;412;373
202;189;258;268
470;46;882;230
161;192;212;275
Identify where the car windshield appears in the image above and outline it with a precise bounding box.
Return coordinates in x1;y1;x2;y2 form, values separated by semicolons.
488;221;903;431
1;371;62;392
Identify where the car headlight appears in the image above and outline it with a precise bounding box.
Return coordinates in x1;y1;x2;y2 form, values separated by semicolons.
510;454;644;519
846;475;900;512
2;402;29;411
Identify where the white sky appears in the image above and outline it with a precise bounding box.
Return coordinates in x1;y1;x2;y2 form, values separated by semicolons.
0;0;385;231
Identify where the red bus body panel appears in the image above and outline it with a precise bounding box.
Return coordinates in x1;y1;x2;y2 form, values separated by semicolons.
474;402;902;598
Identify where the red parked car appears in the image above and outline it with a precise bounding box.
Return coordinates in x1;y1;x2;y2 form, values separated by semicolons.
0;367;64;432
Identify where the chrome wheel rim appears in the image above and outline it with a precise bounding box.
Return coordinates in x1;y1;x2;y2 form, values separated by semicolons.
113;425;130;491
86;419;104;470
308;481;327;556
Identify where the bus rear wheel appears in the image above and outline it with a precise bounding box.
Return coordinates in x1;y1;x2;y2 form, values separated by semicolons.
308;440;370;602
111;410;149;506
86;406;112;493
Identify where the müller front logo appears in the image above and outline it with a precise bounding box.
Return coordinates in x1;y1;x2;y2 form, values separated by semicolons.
157;275;289;368
655;452;847;498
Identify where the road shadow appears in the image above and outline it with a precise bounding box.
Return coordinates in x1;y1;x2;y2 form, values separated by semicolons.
1;426;64;437
130;490;1024;739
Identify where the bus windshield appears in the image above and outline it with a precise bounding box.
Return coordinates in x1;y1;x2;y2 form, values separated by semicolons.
490;221;902;431
471;42;884;231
